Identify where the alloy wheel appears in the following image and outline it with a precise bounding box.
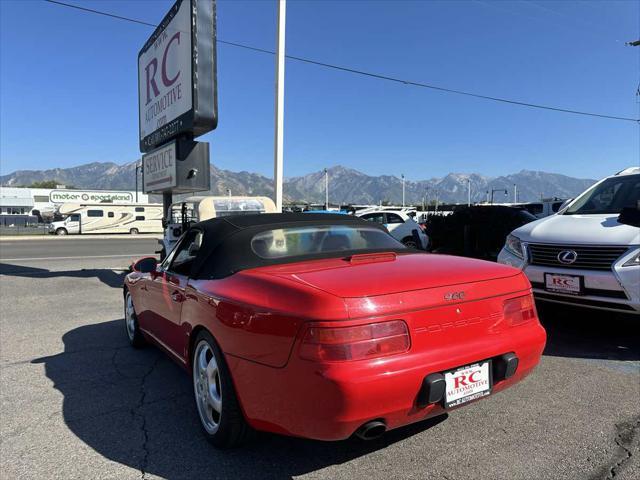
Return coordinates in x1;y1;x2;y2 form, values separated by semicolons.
125;293;136;341
193;340;222;435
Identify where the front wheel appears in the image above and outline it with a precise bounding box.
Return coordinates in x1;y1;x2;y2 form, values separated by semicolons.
55;228;68;236
130;228;139;235
124;291;145;348
192;330;251;448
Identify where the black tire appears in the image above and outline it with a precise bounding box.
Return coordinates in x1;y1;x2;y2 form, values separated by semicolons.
130;228;139;235
192;330;251;448
124;290;145;348
402;237;418;249
55;228;68;236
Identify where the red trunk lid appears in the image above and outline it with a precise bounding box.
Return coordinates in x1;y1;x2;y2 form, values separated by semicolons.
262;252;524;300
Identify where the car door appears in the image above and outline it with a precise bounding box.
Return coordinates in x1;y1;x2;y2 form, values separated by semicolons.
143;229;202;359
384;213;406;235
68;214;81;234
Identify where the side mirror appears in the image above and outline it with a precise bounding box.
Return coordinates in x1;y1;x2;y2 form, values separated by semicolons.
132;257;158;273
617;206;640;228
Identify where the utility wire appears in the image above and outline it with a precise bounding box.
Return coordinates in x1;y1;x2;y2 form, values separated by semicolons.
43;0;639;124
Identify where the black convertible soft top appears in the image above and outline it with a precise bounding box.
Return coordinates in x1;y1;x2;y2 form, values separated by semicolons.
188;213;405;279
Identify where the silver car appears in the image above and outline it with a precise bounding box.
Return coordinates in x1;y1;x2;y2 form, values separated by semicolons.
498;167;640;314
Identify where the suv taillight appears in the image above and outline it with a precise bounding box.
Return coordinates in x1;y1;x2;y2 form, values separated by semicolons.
503;295;537;326
299;320;410;362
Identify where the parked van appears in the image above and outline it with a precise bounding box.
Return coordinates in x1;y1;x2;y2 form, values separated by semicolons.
160;196;277;256
48;203;163;235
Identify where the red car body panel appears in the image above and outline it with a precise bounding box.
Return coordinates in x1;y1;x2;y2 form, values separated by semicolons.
125;252;546;441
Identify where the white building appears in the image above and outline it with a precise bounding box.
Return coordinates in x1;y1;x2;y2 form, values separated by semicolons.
0;187;153;219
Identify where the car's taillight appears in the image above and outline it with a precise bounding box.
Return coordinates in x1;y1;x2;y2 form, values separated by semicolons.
503;295;537;326
299;320;410;362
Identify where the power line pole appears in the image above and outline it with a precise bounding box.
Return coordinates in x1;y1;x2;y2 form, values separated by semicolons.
513;184;518;203
467;178;471;206
273;0;286;212
401;174;405;207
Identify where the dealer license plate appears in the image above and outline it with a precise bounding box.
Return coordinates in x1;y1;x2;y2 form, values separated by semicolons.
444;361;491;408
544;273;582;295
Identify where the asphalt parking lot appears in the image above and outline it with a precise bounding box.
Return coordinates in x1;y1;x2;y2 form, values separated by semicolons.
0;237;638;480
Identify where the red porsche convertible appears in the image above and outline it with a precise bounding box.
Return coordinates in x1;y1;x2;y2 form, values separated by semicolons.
124;213;546;447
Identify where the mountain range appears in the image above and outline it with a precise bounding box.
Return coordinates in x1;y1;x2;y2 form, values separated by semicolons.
0;162;596;204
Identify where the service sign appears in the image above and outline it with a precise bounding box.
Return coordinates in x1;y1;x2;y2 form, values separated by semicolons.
138;0;217;153
142;142;177;193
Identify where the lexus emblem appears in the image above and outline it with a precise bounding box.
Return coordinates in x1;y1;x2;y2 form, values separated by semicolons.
557;250;578;265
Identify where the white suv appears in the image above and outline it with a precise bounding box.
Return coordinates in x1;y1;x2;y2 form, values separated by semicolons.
498;167;640;314
356;209;429;250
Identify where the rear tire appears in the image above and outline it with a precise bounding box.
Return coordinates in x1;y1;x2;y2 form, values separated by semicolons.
124;290;145;348
130;228;139;235
402;237;418;249
192;330;251;448
55;228;68;236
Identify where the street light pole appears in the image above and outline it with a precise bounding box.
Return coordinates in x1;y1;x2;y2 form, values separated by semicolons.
273;0;286;213
490;189;508;204
513;184;518;203
324;168;329;210
467;178;471;207
401;174;405;207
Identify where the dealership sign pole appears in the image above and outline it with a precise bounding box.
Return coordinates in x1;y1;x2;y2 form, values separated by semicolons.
138;0;217;220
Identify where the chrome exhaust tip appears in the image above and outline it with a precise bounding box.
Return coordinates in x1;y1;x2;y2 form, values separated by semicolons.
354;420;387;440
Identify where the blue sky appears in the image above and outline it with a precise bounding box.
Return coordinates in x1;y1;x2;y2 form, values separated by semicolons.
1;0;638;181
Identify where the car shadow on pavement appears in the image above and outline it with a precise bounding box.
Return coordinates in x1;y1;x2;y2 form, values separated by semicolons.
32;319;448;480
0;263;126;288
537;303;640;361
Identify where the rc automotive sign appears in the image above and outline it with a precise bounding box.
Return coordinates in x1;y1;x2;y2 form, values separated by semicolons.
138;0;218;153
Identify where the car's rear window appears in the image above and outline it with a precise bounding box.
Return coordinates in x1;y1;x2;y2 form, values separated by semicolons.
250;225;405;259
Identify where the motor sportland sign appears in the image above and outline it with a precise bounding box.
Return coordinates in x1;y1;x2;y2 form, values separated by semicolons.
138;0;217;153
49;190;134;203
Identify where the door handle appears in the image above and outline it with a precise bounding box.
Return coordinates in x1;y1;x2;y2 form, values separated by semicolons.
171;291;185;303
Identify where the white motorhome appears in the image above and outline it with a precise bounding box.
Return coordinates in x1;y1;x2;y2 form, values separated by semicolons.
48;203;163;235
160;196;277;256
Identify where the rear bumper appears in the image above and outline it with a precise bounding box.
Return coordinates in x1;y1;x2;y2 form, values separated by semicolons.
226;321;546;441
